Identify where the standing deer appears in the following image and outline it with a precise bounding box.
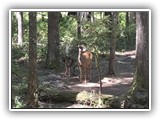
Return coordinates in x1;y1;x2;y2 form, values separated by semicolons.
62;56;74;76
78;45;93;83
61;44;77;77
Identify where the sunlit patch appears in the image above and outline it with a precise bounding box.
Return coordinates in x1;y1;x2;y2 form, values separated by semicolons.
42;81;50;85
100;76;133;87
75;82;100;87
120;77;133;84
117;60;126;64
101;77;121;84
129;55;136;59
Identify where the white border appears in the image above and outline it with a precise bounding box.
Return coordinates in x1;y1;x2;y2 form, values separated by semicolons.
9;10;12;111
10;9;150;12
9;9;151;111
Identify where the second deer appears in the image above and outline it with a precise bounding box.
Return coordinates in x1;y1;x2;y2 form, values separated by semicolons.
62;56;74;76
78;45;93;83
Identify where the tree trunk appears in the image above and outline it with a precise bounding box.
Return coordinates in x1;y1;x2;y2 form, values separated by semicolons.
28;12;38;108
134;12;149;89
39;85;79;103
123;12;149;109
107;12;118;75
21;12;24;42
15;12;23;44
90;12;94;22
77;12;82;41
46;12;60;69
126;12;130;48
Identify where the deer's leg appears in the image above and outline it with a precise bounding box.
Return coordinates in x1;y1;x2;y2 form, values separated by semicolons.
89;62;92;82
79;65;82;82
84;67;87;83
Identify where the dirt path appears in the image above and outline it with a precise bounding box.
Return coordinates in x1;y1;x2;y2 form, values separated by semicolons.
61;50;135;96
38;51;136;108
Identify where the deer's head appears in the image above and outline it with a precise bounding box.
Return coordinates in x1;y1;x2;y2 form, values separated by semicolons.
78;44;87;53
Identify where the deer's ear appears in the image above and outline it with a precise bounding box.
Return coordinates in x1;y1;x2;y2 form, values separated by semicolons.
83;47;87;51
78;45;81;48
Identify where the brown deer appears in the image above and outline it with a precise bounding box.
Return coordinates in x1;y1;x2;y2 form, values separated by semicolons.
62;55;75;76
78;45;93;83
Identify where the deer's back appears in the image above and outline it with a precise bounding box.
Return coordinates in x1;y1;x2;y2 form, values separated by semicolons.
80;51;93;67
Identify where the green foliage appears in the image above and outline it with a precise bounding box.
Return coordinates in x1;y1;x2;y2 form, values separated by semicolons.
11;12;29;43
59;13;112;59
37;12;48;44
12;79;28;108
37;43;47;61
12;62;26;79
12;43;28;83
23;12;29;42
59;15;79;60
116;12;136;51
119;12;126;29
60;15;77;38
81;16;111;54
76;91;105;108
12;43;29;59
13;96;25;108
11;12;18;43
11;11;136;62
12;83;27;108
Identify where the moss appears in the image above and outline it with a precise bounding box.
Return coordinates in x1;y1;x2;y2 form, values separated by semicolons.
122;79;149;109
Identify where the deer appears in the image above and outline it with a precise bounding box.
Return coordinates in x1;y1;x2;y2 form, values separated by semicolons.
62;55;75;77
78;44;93;83
61;45;77;77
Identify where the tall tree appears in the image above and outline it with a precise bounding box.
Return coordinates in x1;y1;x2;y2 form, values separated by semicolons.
126;12;130;43
27;12;38;108
77;12;82;41
134;11;149;89
46;12;60;69
90;12;94;22
107;12;118;75
15;12;23;44
123;12;149;109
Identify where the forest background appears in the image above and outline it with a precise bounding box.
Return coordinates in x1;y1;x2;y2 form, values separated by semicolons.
0;0;158;120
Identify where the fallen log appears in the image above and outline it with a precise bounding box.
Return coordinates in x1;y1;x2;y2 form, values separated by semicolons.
38;85;120;108
38;85;78;103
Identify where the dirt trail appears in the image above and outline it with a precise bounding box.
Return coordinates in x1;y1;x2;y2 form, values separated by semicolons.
38;51;136;108
60;50;136;96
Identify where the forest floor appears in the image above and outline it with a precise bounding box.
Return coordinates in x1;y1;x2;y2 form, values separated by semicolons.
36;50;136;108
